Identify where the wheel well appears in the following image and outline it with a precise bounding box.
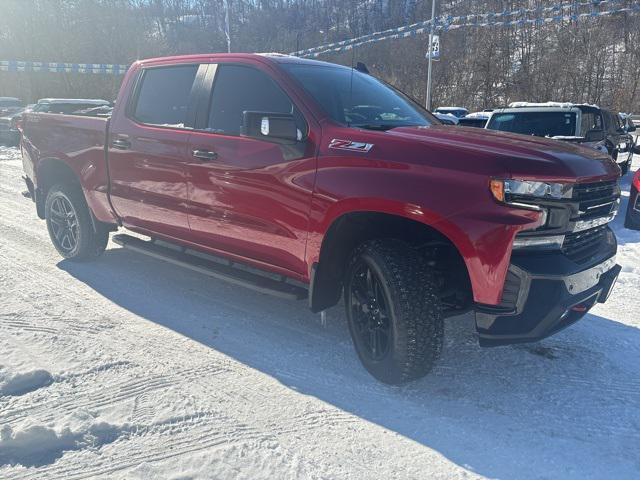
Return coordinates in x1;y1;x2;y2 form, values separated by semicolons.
35;159;81;219
310;212;473;315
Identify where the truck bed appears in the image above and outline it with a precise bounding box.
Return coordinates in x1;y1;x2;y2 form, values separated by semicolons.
21;112;114;223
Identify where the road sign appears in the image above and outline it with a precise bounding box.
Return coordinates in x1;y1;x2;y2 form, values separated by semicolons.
427;35;440;60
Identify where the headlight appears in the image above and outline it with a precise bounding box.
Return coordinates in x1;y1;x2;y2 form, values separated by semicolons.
512;234;565;250
490;179;572;204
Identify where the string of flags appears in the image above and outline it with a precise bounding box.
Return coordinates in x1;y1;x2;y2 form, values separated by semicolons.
0;61;129;75
1;1;639;73
290;0;640;58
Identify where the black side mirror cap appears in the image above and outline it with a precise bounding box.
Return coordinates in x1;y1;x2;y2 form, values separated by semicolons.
241;111;300;144
584;129;606;142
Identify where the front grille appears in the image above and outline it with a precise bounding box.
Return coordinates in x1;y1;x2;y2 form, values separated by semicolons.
562;225;609;264
572;180;618;220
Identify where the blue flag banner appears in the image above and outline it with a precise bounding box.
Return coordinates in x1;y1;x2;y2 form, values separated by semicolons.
0;60;130;75
290;0;640;58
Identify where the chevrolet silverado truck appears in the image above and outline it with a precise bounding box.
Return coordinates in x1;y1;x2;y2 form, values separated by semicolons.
20;53;622;384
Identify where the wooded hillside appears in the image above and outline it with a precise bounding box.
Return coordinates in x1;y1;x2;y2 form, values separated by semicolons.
1;0;638;112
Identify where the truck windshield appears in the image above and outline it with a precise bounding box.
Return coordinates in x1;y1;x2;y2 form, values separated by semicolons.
488;111;577;137
283;64;434;130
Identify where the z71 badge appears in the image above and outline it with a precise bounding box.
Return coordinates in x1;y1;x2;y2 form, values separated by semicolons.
329;139;374;153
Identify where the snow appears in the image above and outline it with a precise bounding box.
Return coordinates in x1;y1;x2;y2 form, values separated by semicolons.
0;145;639;479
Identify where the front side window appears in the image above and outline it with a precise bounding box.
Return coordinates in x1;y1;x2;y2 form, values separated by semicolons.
207;65;295;136
33;103;50;113
133;65;198;127
488;111;577;137
283;64;434;130
579;111;603;135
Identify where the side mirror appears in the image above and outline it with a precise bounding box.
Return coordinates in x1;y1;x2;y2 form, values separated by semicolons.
626;123;636;133
242;111;299;144
584;129;605;142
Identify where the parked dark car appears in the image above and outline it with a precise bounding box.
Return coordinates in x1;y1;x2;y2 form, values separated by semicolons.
625;170;640;230
486;103;636;174
73;105;114;117
458;112;490;128
0;97;24;116
0;104;33;146
32;98;110;114
434;107;468;118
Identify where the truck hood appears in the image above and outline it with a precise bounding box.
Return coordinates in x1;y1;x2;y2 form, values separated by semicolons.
387;125;620;182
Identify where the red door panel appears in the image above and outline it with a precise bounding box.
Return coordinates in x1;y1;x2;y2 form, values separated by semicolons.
187;132;317;275
107;124;192;238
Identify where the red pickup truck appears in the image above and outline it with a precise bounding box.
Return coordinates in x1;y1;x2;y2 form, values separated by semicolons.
20;53;622;384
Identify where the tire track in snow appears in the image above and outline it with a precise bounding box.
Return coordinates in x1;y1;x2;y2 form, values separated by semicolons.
6;412;270;480
0;363;230;426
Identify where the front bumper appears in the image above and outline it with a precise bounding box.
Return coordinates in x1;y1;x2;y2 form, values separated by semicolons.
475;237;620;347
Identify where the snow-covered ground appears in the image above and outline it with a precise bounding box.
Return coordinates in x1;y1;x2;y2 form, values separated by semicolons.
0;144;639;479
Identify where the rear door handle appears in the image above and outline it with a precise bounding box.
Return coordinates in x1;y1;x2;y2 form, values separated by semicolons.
192;149;218;161
112;138;131;150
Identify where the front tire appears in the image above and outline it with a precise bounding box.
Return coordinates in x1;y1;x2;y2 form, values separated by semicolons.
45;183;108;261
344;239;443;384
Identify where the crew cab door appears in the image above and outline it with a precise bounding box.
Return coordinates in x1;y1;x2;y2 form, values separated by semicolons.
107;63;205;239
186;62;318;275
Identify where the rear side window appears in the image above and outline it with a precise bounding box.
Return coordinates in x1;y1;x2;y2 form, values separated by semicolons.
488;111;576;137
133;65;198;127
207;65;293;135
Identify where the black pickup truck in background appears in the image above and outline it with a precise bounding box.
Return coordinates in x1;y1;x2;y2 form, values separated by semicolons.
486;102;636;175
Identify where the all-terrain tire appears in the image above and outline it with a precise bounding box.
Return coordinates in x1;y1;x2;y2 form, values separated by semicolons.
45;183;109;261
344;239;443;384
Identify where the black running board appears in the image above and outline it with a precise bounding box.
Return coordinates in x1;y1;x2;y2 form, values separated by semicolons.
112;234;308;300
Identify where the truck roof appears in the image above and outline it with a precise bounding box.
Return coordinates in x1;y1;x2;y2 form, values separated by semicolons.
435;107;469;112
36;98;110;105
136;52;342;69
508;101;600;109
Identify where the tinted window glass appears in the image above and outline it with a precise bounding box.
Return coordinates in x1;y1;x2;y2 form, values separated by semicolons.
579;111;603;135
284;64;433;129
0;99;22;108
487;112;577;137
133;65;198;127
207;65;293;135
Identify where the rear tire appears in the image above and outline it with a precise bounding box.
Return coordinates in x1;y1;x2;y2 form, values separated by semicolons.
344;239;443;384
45;183;108;261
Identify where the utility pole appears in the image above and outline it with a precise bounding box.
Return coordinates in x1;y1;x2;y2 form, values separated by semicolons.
224;0;231;53
425;0;437;110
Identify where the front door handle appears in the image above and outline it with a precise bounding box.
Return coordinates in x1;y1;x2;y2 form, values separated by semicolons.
192;149;218;161
112;138;131;150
